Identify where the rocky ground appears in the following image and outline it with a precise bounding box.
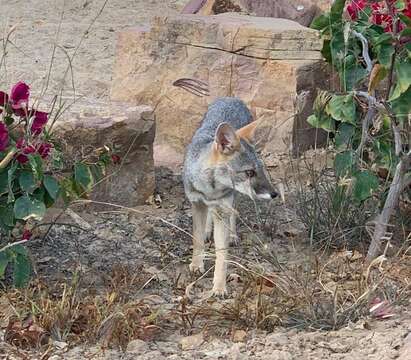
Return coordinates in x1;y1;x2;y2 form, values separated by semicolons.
0;1;411;359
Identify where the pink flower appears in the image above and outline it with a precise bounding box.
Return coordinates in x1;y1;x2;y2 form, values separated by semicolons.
22;229;32;240
347;1;411;32
16;138;25;149
10;82;30;112
37;143;52;159
30;111;48;135
111;154;121;164
0;91;9;106
16;145;36;164
347;0;367;20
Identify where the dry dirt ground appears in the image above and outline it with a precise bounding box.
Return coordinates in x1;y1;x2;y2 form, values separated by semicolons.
0;1;411;359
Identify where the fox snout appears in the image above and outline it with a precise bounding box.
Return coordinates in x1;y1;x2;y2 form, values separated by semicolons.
255;190;278;200
253;181;278;201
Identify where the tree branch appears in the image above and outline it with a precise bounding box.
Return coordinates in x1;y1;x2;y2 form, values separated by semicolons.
367;150;411;260
352;30;373;74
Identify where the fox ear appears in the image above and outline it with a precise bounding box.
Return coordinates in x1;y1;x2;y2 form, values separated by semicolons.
215;123;240;154
236;120;259;143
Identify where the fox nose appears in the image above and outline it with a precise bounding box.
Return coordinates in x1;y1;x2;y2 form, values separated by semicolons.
270;191;278;199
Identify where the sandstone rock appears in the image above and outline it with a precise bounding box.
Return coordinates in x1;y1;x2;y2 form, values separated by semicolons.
111;13;329;169
54;102;155;207
233;329;247;343
126;339;149;354
261;350;293;360
399;333;411;360
182;0;330;26
180;332;204;350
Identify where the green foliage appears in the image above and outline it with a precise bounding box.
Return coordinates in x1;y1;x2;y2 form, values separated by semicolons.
352;171;379;202
0;82;115;288
305;0;411;249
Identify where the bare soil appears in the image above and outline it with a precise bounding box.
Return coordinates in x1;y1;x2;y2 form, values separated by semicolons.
0;1;410;359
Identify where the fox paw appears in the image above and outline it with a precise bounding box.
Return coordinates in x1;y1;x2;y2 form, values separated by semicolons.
189;262;205;274
211;285;228;298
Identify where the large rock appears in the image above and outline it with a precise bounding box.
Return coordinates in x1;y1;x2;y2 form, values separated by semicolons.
54;102;155;207
184;0;323;26
111;13;330;169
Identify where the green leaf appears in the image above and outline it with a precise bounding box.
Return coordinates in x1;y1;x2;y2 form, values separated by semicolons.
321;40;332;63
4;116;14;126
74;163;93;192
43;175;60;201
353;171;379;202
330;31;345;69
400;28;411;38
372;33;393;47
395;0;406;11
311;14;330;31
326;94;357;124
13;195;46;221
343;57;368;91
307;114;335;132
390;86;411;122
18;171;38;194
399;13;411;27
7;162;18;203
389;61;411;101
0;251;10;279
405;43;411;58
60;177;78;204
28;154;43;181
330;0;346;23
335;123;355;149
12;247;31;288
89;163;104;183
335;151;355;177
0;204;15;228
0;170;8;195
376;43;395;68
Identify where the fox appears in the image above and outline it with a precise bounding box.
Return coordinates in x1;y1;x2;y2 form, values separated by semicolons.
183;97;278;296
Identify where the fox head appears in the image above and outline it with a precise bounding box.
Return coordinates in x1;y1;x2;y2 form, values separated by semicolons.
209;121;278;201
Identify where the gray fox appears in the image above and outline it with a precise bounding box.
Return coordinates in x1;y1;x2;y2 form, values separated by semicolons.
183;97;278;296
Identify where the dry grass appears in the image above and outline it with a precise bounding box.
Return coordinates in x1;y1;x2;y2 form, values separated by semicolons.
175;249;411;335
0;265;165;353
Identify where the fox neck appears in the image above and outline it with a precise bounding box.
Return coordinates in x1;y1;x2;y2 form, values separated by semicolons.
190;143;235;205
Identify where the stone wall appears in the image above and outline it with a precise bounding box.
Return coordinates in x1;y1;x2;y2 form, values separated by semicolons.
54;102;155;206
111;13;330;169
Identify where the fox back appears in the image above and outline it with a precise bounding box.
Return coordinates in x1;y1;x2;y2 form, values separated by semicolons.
183;97;277;205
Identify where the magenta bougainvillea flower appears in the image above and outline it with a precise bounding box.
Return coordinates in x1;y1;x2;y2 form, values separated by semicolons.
347;0;366;20
0;91;9;107
37;143;52;159
16;145;36;164
10;82;30;111
111;154;121;164
16;138;25;149
347;0;411;32
31;111;48;135
0;122;9;151
22;229;32;240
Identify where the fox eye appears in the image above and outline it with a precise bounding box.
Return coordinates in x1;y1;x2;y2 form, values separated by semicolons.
245;169;256;178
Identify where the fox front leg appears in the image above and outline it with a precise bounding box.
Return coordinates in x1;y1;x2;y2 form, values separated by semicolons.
189;201;208;273
211;207;230;297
